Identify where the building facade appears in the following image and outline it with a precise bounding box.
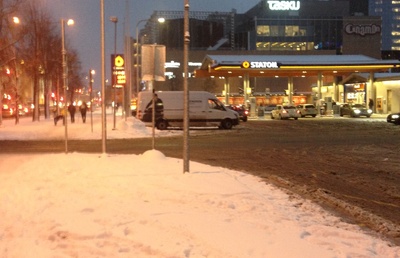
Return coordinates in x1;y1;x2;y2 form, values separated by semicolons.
369;0;400;51
132;0;400;114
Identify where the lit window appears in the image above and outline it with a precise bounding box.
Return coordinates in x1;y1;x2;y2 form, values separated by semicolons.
257;25;270;36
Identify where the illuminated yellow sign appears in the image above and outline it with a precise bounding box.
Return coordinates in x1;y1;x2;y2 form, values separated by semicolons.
112;54;126;86
242;61;279;69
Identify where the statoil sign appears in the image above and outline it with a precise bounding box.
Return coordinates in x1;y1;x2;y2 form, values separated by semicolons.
111;54;126;87
242;61;280;69
267;1;300;11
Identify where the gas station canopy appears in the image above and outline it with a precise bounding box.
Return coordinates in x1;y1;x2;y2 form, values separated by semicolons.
194;55;400;78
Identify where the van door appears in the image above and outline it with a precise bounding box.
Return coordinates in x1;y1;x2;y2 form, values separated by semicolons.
189;99;207;127
206;98;227;127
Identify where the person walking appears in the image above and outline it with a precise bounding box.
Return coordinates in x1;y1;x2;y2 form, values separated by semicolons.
368;98;374;111
54;108;66;126
68;103;76;123
79;102;88;123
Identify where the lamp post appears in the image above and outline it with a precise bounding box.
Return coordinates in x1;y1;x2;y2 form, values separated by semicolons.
110;16;118;130
100;0;107;154
135;19;147;98
61;18;74;153
12;16;20;125
89;69;95;132
135;17;165;98
183;0;190;173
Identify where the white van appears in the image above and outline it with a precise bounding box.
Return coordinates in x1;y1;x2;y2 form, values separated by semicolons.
137;91;240;130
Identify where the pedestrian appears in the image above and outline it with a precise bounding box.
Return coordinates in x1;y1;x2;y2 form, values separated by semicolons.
79;102;88;123
368;98;374;111
54;108;66;126
145;94;164;115
68;103;76;123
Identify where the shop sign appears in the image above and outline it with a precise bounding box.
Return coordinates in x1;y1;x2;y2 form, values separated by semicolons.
242;61;280;69
111;54;126;87
267;1;300;11
344;23;381;36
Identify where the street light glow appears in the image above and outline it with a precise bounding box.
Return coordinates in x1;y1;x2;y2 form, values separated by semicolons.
67;19;74;26
12;17;20;24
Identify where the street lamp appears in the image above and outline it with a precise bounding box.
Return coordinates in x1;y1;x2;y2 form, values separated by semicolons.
61;18;74;154
135;17;165;98
110;16;118;130
89;69;95;132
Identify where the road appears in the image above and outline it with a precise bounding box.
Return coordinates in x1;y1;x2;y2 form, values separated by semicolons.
1;117;400;245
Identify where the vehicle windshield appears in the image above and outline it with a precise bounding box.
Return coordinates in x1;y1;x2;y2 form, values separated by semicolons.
283;106;296;109
351;104;365;108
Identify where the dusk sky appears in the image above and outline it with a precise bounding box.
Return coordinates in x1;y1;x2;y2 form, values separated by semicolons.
43;0;260;90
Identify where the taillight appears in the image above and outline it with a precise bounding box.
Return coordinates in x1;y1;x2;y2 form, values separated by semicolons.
282;110;288;114
244;110;249;115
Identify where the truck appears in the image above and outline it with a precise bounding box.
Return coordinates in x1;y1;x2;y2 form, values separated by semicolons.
137;91;240;130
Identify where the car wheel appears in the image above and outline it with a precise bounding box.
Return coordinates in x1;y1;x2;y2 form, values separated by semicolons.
221;119;233;129
279;115;283;120
294;117;298;120
312;115;316;118
271;114;274;119
242;116;248;122
156;119;168;130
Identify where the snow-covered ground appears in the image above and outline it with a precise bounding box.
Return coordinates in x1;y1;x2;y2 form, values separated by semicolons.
0;110;399;257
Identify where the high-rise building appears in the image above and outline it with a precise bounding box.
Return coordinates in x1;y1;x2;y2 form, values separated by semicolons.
369;0;400;51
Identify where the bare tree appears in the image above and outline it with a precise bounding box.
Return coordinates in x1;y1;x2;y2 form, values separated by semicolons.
17;0;83;121
0;0;26;125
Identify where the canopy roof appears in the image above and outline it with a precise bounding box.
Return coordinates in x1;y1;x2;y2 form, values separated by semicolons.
194;55;400;78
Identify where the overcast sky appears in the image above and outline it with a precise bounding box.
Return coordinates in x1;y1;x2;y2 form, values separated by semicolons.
43;0;260;89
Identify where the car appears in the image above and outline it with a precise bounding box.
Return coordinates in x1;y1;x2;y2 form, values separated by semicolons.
226;105;248;122
339;103;372;118
2;104;13;118
387;112;400;125
297;104;317;117
264;104;277;114
1;103;28;118
271;104;301;120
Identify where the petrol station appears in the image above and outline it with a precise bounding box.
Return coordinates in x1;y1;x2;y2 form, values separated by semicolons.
195;54;400;114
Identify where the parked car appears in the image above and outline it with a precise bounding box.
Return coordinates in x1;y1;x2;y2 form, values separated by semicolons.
1;103;29;118
387;112;400;125
2;104;13;118
339;103;372;118
264;104;277;114
271;104;301;120
297;104;317;117
226;105;248;122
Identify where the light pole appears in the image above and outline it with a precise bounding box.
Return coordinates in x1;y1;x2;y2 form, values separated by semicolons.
61;18;74;154
100;0;107;154
135;17;165;98
110;16;118;130
135;19;147;98
183;0;190;173
89;69;95;132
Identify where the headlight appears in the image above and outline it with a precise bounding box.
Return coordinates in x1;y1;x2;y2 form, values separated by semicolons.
367;109;373;114
392;114;400;119
353;109;361;114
